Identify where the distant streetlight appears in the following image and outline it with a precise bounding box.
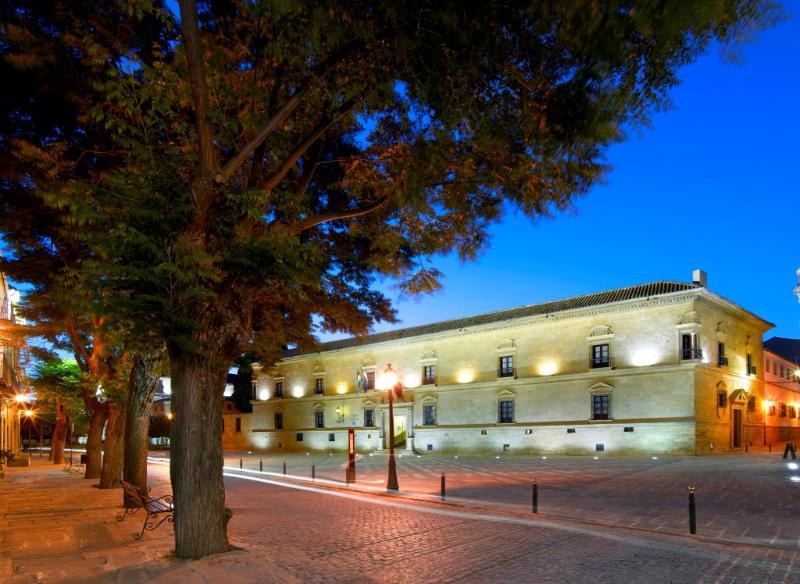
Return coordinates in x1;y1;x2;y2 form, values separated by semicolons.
381;363;402;492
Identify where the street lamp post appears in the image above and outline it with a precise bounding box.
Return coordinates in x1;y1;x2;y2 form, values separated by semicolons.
382;364;401;492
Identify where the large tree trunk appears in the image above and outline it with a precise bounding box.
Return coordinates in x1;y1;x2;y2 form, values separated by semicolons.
50;399;69;465
123;349;164;503
84;404;107;479
170;348;232;559
99;402;126;488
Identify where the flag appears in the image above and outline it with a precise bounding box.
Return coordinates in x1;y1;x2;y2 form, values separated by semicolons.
356;367;364;395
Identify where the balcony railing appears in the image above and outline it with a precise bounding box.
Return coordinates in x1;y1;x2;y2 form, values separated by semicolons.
681;347;703;361
591;356;612;369
422;376;436;386
718;356;729;367
497;367;515;378
748;365;757;375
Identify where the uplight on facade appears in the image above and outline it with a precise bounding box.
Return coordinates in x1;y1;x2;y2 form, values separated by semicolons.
336;382;348;394
292;385;305;398
456;368;475;384
403;373;421;388
537;360;558;376
257;388;269;401
630;347;660;367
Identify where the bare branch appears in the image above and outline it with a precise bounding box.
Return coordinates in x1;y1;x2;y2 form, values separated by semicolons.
260;99;356;193
291;197;390;235
215;36;382;185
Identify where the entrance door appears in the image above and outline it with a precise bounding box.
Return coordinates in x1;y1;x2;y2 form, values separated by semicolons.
393;415;407;449
732;409;743;448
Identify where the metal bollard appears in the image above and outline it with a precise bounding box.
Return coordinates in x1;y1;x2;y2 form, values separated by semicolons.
283;461;287;475
312;463;316;481
745;444;748;453
259;458;263;472
532;479;538;513
769;443;772;454
239;458;243;469
688;486;697;535
441;473;446;500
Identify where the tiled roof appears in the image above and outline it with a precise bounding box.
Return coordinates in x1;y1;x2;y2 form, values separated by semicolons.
764;337;800;365
284;281;697;358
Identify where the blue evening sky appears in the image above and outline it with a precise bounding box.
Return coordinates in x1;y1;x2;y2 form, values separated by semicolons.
324;12;799;343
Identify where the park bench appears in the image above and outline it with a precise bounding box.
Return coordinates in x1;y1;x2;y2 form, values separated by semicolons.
115;479;173;540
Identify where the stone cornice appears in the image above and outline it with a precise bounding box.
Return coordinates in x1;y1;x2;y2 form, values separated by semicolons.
275;290;702;366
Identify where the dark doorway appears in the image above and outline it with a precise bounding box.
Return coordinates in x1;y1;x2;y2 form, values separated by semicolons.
733;409;743;448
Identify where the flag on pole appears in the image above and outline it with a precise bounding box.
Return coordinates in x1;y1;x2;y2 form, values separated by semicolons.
356;367;364;395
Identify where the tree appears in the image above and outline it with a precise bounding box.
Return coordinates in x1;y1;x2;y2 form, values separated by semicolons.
30;359;83;465
2;0;780;559
232;354;255;414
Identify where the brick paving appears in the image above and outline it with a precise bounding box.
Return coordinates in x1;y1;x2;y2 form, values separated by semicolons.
213;449;800;549
1;455;799;582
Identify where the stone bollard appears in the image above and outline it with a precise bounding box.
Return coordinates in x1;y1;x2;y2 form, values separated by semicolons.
260;458;263;472
283;461;287;475
312;463;316;481
532;479;538;514
688;486;697;535
440;473;446;500
239;458;243;470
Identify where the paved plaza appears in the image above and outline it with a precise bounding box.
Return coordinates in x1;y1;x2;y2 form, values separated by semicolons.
1;453;799;582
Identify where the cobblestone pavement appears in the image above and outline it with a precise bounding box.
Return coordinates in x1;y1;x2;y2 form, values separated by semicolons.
204;449;800;549
2;457;800;583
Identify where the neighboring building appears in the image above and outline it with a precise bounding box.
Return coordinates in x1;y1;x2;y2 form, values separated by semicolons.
763;338;800;444
0;272;22;456
233;270;775;456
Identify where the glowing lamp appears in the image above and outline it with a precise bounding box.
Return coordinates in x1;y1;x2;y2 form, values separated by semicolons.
403;373;421;388
292;385;305;398
537;361;558;376
456;368;475;384
630;348;659;367
336;383;348;394
24;410;33;417
14;394;26;404
166;412;173;420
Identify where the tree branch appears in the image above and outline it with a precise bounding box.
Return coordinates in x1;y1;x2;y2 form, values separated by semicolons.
260;99;356;193
215;36;381;185
291;197;390;235
178;0;217;179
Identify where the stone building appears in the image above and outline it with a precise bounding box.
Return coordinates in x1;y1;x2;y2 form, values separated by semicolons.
234;270;774;455
762;338;800;444
0;271;22;457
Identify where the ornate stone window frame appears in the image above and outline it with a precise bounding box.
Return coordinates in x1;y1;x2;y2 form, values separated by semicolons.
362;399;378;427
420;395;438;426
496;340;517;380
586;325;614;370
496;389;516;424
420;351;438;386
675;322;702;362
588;382;614;422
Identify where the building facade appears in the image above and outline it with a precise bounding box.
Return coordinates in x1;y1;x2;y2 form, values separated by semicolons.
762;338;800;444
0;271;22;456
233;270;774;456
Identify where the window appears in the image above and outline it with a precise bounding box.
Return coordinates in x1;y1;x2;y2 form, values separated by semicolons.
423;404;436;426
328;433;335;442
315;378;324;395
746;353;756;375
591;344;610;368
717;342;728;367
681;334;700;360
364;408;374;427
789;405;797;419
748;396;756;412
251;380;257;401
274;412;283;430
296;432;304;442
717;390;727;408
315;410;324;428
498;356;514;378
275;381;284;398
592;395;610;420
422;364;436;385
235;417;242;433
768;403;776;416
780;403;787;418
498;400;514;423
365;370;375;391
